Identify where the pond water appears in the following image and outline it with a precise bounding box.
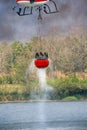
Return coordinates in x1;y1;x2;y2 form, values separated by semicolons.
0;101;87;130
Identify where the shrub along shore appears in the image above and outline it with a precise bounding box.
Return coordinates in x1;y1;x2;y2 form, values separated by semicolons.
0;75;87;102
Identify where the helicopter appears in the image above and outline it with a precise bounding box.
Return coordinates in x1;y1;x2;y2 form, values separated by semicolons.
13;0;59;18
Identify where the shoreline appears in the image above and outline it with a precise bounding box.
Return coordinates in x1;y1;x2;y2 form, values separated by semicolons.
0;99;87;104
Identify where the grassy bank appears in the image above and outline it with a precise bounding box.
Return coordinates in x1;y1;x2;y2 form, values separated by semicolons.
0;76;87;102
0;84;30;102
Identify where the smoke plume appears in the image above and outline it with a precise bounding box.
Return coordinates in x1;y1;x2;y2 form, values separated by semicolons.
0;0;87;42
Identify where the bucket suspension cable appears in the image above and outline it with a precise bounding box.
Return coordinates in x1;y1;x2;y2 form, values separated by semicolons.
35;17;48;60
37;6;43;20
37;16;43;51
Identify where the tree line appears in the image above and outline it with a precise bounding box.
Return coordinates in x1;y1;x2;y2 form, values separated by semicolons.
0;35;87;84
0;34;87;101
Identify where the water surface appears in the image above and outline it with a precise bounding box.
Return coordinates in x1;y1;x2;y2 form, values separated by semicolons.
0;101;87;130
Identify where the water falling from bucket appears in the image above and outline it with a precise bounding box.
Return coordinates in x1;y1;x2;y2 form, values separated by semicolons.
27;58;53;100
37;68;53;90
37;68;53;99
37;69;47;90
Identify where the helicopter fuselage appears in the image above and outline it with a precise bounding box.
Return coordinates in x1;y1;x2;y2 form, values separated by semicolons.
16;0;49;6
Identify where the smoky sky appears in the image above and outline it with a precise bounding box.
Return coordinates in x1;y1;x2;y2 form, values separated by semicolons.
0;0;87;42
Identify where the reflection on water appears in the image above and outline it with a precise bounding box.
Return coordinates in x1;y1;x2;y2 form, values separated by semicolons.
0;121;87;130
0;101;87;130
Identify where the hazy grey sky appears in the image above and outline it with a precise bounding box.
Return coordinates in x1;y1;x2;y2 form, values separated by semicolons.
0;0;87;43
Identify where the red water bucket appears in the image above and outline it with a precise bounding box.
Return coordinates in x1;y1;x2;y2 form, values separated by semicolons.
34;59;49;68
